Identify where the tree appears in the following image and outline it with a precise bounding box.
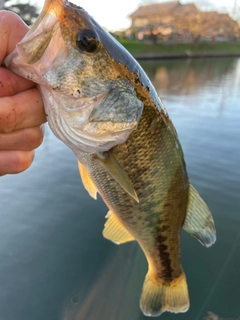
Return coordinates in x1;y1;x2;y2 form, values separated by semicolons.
139;0;158;5
4;0;39;25
232;0;240;24
193;0;216;11
0;0;4;10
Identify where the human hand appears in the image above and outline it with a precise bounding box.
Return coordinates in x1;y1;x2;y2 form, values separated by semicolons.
0;11;46;175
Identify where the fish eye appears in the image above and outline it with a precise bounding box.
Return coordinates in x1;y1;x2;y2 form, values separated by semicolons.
76;29;98;53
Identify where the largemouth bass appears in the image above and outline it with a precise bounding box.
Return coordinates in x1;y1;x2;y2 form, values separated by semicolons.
5;0;216;316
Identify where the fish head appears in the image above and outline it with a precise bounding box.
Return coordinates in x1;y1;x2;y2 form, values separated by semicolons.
5;0;144;153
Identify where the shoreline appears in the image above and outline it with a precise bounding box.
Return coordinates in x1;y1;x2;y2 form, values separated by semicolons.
119;39;240;60
132;52;240;60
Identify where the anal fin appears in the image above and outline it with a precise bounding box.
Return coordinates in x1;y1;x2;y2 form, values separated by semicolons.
103;210;135;245
78;161;97;200
183;184;216;247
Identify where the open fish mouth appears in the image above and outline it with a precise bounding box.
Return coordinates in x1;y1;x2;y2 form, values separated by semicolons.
4;1;68;82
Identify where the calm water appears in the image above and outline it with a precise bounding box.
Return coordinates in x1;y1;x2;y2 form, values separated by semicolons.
1;57;240;320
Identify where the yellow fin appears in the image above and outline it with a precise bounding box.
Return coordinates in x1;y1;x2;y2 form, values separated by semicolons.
78;161;97;200
183;184;216;247
95;152;139;203
103;211;135;245
140;271;189;317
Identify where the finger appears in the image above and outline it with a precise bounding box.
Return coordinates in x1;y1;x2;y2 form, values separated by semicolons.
0;88;46;133
0;11;36;96
0;11;29;64
0;126;44;151
0;67;35;97
0;150;35;174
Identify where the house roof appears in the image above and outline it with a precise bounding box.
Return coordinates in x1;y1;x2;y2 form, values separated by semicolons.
129;1;200;18
130;1;179;18
128;1;240;38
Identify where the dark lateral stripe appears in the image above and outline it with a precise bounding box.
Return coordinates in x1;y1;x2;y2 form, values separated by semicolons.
155;232;174;280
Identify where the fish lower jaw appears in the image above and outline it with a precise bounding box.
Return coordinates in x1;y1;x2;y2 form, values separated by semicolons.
47;111;130;154
44;100;135;154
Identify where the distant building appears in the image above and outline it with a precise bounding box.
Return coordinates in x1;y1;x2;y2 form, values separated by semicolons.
128;0;240;41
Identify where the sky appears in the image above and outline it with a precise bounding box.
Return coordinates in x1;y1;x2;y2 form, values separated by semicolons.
34;0;237;31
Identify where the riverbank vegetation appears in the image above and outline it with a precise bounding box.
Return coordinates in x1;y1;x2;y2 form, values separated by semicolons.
118;39;240;55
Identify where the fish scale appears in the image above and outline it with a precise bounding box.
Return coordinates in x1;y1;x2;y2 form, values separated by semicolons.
76;105;188;283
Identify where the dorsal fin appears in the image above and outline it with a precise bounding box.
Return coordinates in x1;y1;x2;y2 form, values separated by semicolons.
78;161;97;200
103;211;135;245
94;151;139;203
182;184;216;247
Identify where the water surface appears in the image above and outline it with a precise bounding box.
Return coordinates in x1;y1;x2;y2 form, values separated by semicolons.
1;57;240;320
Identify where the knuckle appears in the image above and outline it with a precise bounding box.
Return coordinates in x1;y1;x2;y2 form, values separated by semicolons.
0;96;18;133
0;68;16;96
0;10;18;21
0;11;24;35
25;127;44;150
0;150;34;174
36;130;44;147
13;151;34;173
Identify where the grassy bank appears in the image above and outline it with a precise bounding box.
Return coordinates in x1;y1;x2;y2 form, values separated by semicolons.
118;39;240;55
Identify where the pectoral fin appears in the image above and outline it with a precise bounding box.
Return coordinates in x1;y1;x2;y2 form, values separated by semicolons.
182;184;216;247
103;211;135;245
78;161;97;200
95;152;139;203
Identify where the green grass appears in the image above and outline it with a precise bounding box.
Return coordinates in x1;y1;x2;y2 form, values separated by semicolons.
118;39;240;55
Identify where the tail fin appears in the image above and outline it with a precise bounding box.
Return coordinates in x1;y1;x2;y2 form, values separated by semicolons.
140;271;189;317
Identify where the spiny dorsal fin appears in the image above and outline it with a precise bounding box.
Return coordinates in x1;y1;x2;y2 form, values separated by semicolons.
182;184;216;247
95;152;139;203
78;161;97;200
103;211;135;245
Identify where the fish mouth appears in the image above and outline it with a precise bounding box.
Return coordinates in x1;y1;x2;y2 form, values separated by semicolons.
4;0;85;85
5;0;80;71
28;0;69;35
15;0;69;65
27;0;83;42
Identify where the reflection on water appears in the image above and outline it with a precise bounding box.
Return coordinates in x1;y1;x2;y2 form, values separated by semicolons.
203;311;240;320
141;58;237;96
1;58;240;320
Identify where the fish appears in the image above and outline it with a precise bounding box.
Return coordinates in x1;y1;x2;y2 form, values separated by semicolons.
4;0;216;316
